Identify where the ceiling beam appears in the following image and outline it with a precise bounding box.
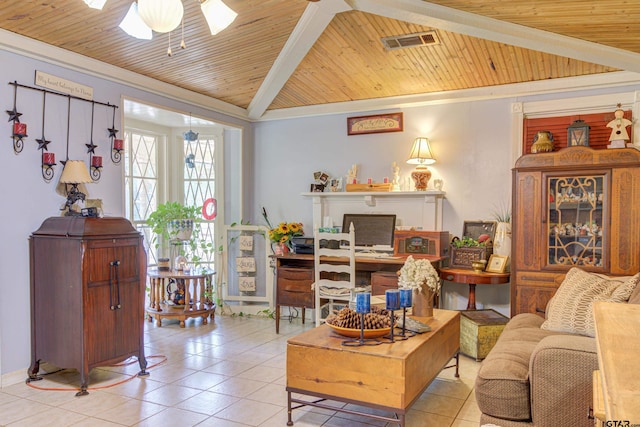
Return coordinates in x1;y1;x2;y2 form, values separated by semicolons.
246;0;352;120
348;0;640;73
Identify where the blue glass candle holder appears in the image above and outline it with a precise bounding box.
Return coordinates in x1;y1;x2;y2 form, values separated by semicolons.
386;289;400;311
355;292;371;314
399;288;412;308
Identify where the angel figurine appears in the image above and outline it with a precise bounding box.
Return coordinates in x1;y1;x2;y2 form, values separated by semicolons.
607;104;632;146
346;164;358;184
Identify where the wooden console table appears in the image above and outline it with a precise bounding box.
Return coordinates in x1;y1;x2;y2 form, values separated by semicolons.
593;301;640;424
439;267;510;310
147;269;216;327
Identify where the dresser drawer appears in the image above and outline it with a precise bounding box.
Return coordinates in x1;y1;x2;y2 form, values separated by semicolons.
277;267;314;308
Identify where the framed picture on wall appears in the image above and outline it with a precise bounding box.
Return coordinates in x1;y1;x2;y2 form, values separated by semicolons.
486;255;508;273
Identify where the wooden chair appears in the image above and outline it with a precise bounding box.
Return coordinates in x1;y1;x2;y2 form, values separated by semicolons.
314;223;356;325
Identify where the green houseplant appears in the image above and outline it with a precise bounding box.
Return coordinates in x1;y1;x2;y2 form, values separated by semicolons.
146;202;214;267
147;201;200;246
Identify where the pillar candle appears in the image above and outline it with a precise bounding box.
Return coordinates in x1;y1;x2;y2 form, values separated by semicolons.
13;122;27;135
42;152;55;165
91;156;102;167
355;292;371;314
384;177;389;183
367;178;372;184
400;288;412;308
113;139;124;150
385;289;400;310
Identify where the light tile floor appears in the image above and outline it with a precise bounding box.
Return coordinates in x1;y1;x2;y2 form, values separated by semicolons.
0;314;482;426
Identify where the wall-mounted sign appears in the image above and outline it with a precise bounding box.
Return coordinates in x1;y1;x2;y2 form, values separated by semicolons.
239;276;256;292
239;235;254;252
347;112;403;135
236;257;256;273
35;71;94;100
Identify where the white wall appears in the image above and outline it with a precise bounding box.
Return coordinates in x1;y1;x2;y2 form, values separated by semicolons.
252;88;640;316
0;48;250;381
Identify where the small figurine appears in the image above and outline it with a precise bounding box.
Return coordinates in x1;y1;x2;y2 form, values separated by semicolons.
346;164;358;184
607;104;632;148
391;161;401;191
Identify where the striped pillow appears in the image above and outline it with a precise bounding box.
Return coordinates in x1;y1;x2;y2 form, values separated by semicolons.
541;268;640;337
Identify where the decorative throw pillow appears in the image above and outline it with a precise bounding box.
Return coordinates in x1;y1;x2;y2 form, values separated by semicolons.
541;267;640;337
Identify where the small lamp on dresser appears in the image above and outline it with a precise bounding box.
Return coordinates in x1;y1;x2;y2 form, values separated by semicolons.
59;160;93;216
407;137;436;191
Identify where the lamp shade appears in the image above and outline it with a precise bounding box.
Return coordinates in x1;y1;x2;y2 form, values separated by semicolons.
407;137;436;165
119;2;153;40
83;0;108;10
201;0;238;35
59;160;93;184
137;0;184;33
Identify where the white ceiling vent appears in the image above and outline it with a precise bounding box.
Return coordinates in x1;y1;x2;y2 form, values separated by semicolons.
381;31;440;51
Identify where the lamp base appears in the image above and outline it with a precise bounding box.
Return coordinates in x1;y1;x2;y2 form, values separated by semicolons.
411;165;432;191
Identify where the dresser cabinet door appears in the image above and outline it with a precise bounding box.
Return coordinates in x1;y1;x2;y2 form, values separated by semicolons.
85;238;142;365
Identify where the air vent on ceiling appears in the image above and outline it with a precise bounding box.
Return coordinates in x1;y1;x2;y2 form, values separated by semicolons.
381;31;440;51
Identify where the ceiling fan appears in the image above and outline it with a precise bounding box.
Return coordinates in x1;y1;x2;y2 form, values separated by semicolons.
84;0;237;54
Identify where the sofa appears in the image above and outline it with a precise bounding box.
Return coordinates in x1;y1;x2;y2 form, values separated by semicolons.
475;268;640;427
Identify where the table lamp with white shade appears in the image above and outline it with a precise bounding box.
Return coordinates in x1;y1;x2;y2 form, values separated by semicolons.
59;160;93;216
407;137;436;191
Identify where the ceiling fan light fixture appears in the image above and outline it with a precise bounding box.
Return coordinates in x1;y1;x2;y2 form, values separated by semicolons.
83;0;108;10
138;0;184;33
119;3;153;40
201;0;238;35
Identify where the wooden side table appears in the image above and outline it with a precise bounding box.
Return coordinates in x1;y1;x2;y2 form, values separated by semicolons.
439;267;510;310
147;268;216;327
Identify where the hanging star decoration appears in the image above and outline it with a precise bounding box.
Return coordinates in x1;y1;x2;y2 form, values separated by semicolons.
108;127;119;138
6;107;22;122
86;140;98;154
36;136;51;151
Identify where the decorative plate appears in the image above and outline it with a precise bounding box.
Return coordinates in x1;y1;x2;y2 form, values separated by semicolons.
327;323;391;338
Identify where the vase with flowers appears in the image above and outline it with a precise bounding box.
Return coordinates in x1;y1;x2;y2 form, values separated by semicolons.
268;221;304;255
398;255;440;317
261;207;304;255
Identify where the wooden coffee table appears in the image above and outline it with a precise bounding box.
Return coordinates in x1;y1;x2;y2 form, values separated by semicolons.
286;309;460;426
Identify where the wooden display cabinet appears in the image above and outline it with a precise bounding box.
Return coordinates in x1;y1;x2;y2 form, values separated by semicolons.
28;217;148;395
511;147;640;316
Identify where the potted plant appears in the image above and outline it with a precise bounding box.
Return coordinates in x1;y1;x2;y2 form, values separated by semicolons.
147;201;200;246
147;202;216;269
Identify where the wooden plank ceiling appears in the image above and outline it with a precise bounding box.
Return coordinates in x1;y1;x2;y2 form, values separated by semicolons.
1;0;639;119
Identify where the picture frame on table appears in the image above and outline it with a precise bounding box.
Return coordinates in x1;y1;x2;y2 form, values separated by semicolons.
486;255;508;273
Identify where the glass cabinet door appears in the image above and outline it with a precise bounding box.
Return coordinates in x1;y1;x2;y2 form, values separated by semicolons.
547;174;606;269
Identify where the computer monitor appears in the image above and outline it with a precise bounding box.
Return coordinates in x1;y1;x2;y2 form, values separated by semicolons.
342;213;396;251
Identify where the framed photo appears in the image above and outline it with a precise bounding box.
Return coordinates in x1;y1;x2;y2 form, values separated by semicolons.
486;255;508;273
347;112;403;135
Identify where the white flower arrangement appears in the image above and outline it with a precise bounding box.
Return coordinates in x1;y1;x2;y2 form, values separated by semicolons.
398;255;440;295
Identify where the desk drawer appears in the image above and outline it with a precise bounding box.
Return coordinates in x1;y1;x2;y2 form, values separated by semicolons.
277;267;314;308
371;271;399;296
278;267;313;282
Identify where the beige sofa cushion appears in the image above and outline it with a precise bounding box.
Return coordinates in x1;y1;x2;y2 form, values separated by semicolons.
541;268;640;337
475;313;560;421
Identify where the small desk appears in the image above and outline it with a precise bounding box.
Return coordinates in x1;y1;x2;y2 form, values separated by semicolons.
273;253;443;333
147;268;216;327
439;267;510;310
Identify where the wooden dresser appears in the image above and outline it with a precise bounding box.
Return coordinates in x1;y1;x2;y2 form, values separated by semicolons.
511;147;640;316
28;217;148;395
